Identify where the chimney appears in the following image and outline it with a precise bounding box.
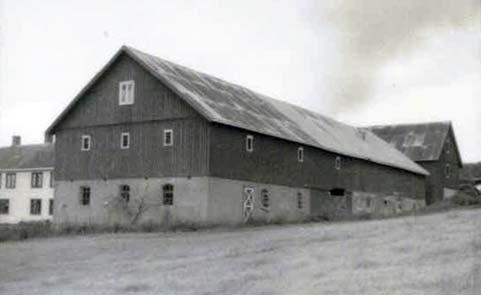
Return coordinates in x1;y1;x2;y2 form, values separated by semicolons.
12;135;21;147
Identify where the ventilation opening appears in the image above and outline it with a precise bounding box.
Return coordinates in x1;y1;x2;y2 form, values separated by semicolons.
330;188;345;196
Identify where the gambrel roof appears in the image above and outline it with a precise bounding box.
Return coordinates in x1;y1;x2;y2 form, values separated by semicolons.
46;46;428;176
0;144;54;170
368;121;462;164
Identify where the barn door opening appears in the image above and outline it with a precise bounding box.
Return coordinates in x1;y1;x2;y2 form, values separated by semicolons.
243;187;255;223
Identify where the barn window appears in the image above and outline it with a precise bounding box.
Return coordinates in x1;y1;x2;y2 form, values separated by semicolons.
5;173;16;189
163;129;173;146
49;199;54;215
330;188;345;196
81;135;91;151
297;192;303;209
120;132;130;149
163;184;174;205
261;189;269;208
30;199;42;215
335;156;342;170
384;200;388;206
119;80;135;105
297;147;304;162
0;199;9;215
31;172;43;188
445;164;451;179
246;135;254;152
80;186;91;206
120;185;130;203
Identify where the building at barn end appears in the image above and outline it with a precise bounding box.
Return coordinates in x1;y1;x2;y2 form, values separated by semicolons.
0;137;55;224
45;46;429;226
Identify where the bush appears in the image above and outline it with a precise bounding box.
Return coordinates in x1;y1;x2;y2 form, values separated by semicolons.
451;191;481;206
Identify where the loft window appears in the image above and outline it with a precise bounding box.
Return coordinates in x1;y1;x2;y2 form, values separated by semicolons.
80;186;91;206
297;192;303;209
163;129;173;146
119;80;135;105
81;135;91;151
261;189;269;208
6;173;16;189
121;132;130;149
445;164;451;179
246;135;254;152
297;147;304;162
49;199;54;215
162;184;174;205
31;172;43;188
335;156;342;170
120;185;130;203
30;199;42;215
0;199;9;215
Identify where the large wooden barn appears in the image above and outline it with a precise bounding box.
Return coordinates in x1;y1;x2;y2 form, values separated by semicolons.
369;122;462;205
45;46;428;226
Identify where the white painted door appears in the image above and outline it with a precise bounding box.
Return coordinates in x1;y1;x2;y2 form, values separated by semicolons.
243;187;254;223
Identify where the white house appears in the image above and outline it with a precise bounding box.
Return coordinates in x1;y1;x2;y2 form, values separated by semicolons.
0;136;54;224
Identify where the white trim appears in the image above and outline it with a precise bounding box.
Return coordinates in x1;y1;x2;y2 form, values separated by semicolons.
246;135;254;152
120;132;130;149
163;129;174;146
297;147;304;162
335;156;342;170
81;135;91;151
119;80;135;105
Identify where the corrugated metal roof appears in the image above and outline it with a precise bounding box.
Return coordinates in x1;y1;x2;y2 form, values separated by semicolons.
45;46;428;176
368;122;451;161
0;144;54;170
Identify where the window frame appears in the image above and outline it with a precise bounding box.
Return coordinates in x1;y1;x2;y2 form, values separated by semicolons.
335;156;342;170
162;184;174;206
0;199;9;215
5;173;16;189
80;186;91;206
49;199;54;216
118;80;135;105
81;135;91;151
163;129;174;147
120;132;130;149
297;192;303;209
261;189;269;209
297;147;304;162
31;172;43;188
30;199;42;215
445;164;451;179
246;135;254;152
119;185;130;203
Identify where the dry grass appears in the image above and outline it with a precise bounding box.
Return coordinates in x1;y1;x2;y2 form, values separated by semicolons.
0;207;480;295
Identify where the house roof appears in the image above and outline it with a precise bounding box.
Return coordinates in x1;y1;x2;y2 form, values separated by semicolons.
0;144;54;170
46;46;428;176
368;121;461;163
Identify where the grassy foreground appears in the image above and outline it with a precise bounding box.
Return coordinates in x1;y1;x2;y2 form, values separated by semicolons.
0;208;480;295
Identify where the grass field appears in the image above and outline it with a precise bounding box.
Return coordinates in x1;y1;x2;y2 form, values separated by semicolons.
1;208;480;295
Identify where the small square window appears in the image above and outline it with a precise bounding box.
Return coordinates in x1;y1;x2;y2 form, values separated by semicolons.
335;156;342;170
163;129;173;146
246;135;254;152
31;172;43;188
121;132;130;149
80;187;91;206
30;199;42;215
119;80;135;105
81;135;91;151
297;147;304;162
5;173;16;189
0;199;9;215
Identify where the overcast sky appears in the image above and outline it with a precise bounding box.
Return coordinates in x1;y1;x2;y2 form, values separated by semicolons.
1;0;480;162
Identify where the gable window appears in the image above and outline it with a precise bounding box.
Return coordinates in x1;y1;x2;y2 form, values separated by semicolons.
297;147;304;162
31;172;43;188
120;132;130;149
246;135;254;152
81;135;91;151
50;171;54;188
49;199;54;215
80;186;91;206
6;173;16;189
30;199;42;215
297;192;303;209
445;164;451;179
162;184;174;205
163;129;173;146
0;199;9;215
119;80;135;105
120;185;130;203
261;189;269;208
335;156;342;170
